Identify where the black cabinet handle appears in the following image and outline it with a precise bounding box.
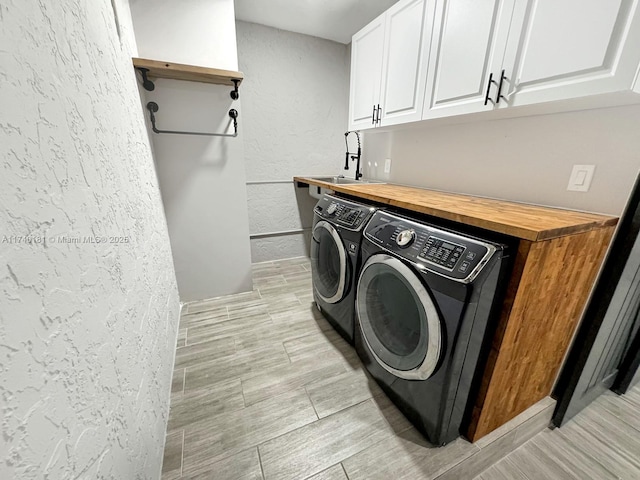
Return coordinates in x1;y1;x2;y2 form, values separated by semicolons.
484;72;495;106
376;104;381;124
372;105;376;124
496;70;507;104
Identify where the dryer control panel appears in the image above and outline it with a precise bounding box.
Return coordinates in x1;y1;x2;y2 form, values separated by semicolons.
314;195;376;231
364;211;499;283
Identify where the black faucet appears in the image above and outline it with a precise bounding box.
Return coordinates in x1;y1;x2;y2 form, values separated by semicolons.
344;130;362;180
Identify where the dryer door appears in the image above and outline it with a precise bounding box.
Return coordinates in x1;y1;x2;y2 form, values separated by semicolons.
357;254;442;380
311;220;348;304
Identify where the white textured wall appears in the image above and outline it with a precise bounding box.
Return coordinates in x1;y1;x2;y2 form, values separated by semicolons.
131;0;253;301
364;104;640;215
130;0;238;70
236;21;350;262
0;1;180;479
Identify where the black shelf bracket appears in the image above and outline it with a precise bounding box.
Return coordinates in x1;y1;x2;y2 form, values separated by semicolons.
137;68;156;91
146;102;239;137
230;79;240;100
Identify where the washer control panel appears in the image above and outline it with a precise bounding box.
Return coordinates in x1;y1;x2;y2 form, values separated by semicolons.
364;211;498;282
314;194;376;231
420;236;466;270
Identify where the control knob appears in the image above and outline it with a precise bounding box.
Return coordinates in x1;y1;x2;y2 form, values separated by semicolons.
396;229;415;248
326;203;338;215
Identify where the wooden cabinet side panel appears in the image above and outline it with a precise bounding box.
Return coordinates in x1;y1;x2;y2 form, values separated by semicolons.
467;226;615;441
466;239;532;440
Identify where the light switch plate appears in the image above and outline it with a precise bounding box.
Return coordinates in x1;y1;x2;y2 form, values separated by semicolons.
567;165;595;192
384;158;391;174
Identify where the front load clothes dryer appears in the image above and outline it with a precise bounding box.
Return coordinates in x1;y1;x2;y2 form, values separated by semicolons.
355;210;511;445
311;194;377;344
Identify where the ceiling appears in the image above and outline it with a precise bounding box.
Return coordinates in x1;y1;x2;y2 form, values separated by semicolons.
234;0;399;44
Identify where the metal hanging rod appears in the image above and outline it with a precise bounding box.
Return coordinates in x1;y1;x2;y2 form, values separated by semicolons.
146;102;238;137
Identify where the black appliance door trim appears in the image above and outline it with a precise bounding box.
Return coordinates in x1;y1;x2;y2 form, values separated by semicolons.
311;220;348;304
356;254;442;380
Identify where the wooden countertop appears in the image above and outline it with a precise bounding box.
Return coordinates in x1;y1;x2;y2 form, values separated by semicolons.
295;177;618;241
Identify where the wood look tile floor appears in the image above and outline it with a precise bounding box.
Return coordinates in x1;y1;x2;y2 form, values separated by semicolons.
161;256;478;480
162;256;640;480
475;385;640;480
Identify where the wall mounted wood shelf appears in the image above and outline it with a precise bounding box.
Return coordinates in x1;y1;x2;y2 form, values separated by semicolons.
132;57;244;86
132;58;243;137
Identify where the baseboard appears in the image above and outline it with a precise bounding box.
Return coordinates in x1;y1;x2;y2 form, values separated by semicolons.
435;397;556;479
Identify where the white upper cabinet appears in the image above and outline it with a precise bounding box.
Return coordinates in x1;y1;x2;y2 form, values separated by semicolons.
349;16;386;130
379;0;433;126
502;0;640;107
422;0;515;119
349;0;431;130
351;0;640;129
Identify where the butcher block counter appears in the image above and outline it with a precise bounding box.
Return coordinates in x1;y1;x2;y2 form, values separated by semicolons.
295;176;618;441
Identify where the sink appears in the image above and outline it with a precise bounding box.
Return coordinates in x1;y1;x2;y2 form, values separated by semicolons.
305;176;385;200
307;175;385;185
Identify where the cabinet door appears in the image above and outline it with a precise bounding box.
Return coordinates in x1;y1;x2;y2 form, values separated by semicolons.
422;0;515;119
502;0;640;107
349;16;386;130
379;0;432;126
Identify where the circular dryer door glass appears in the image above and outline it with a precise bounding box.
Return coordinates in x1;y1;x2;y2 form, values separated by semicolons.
311;221;348;304
357;255;442;380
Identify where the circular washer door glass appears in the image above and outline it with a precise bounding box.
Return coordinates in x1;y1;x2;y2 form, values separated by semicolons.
357;254;442;379
311;221;348;303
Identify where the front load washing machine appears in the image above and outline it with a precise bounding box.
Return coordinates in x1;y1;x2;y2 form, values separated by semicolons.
311;194;378;344
355;210;511;445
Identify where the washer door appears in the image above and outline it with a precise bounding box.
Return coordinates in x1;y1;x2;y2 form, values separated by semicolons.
311;220;348;304
357;254;442;380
